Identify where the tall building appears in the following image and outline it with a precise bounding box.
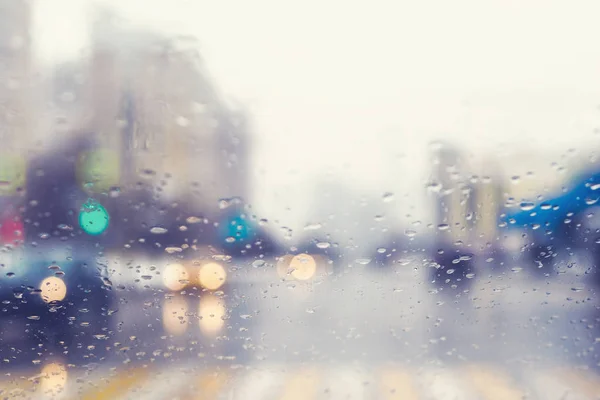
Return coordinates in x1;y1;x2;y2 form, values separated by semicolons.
431;143;471;246
0;0;33;194
83;12;249;216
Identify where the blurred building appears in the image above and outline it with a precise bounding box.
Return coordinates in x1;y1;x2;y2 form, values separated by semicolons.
0;0;33;150
66;8;251;216
430;143;472;248
0;0;35;195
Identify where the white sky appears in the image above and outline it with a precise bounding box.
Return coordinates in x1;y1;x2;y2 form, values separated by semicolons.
33;0;600;234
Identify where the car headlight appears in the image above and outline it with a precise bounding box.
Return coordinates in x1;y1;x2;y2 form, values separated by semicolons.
198;262;226;290
163;263;189;291
198;294;225;336
290;254;317;281
40;277;67;303
502;230;527;254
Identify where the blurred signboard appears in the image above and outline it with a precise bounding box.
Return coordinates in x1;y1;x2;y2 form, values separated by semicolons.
0;152;26;196
76;149;121;193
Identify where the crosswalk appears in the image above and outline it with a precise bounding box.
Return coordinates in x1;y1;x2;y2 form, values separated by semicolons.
2;361;600;399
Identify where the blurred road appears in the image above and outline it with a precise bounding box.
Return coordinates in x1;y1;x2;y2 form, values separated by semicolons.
2;256;600;399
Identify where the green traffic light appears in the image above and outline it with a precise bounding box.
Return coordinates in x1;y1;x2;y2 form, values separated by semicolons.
79;199;110;236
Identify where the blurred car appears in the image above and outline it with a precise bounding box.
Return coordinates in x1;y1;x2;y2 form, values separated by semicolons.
276;238;340;282
0;242;113;365
499;168;600;280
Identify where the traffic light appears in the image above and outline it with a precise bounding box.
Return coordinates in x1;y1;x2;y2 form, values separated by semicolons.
218;213;255;245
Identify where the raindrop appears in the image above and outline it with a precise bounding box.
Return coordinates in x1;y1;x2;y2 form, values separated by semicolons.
6;272;15;277
511;267;523;273
520;202;535;211
585;197;599;205
225;237;236;243
316;242;330;249
426;182;442;193
591;183;600;191
437;224;449;231
540;203;552;210
150;227;168;234
446;269;455;275
27;316;40;320
304;222;322;231
376;247;386;254
405;230;417;238
252;260;266;268
355;258;371;265
465;273;475;279
382;192;395;203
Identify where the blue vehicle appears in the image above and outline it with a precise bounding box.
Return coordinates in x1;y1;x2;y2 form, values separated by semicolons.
499;168;600;280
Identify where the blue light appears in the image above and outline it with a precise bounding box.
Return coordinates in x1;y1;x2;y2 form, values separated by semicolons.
219;214;254;245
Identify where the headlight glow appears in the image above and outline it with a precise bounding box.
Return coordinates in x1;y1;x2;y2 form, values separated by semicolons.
198;294;226;336
290;254;317;281
163;263;189;291
39;362;67;396
503;231;527;254
40;277;67;303
162;295;189;336
198;262;226;290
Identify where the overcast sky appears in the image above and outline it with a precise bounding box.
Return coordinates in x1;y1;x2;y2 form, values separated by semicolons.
33;0;600;234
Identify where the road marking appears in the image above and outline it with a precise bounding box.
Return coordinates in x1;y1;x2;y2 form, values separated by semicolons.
419;367;477;400
277;366;320;400
557;368;600;400
229;365;285;400
526;369;589;400
0;371;38;399
175;367;233;400
377;365;420;400
322;364;373;400
463;364;524;400
76;366;151;400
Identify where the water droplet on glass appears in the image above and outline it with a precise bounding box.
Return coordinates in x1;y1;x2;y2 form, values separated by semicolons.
150;227;168;234
27;316;40;320
520;202;535;211
316;242;330;249
304;222;322;231
377;247;386;254
252;260;266;268
405;229;417;238
437;224;449;231
591;183;600;191
382;192;395;203
355;258;371;265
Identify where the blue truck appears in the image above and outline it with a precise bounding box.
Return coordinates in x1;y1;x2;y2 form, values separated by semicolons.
499;167;600;281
